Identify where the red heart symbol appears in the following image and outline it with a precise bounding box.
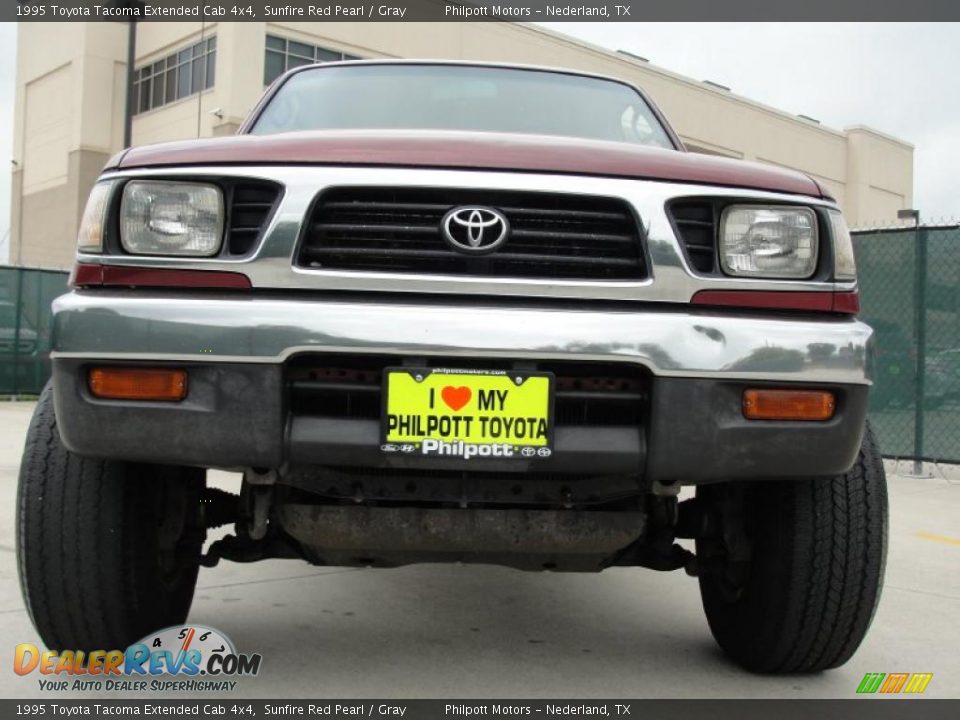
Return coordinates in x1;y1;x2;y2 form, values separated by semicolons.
441;386;472;412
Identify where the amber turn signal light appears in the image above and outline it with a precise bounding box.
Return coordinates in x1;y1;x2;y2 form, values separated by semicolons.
88;368;188;402
742;389;835;421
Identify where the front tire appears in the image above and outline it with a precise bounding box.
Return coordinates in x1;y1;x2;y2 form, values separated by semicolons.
16;384;206;651
697;423;888;673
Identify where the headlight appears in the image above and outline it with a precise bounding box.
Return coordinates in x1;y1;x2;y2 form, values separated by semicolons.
77;180;115;254
719;205;819;279
829;210;857;281
120;181;223;256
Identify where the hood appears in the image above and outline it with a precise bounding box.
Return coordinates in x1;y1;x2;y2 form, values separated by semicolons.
107;130;826;198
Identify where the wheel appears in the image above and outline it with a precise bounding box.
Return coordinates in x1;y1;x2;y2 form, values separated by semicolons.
16;384;206;651
696;422;888;673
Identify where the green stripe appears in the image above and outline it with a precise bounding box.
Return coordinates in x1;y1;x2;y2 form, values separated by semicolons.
857;673;885;693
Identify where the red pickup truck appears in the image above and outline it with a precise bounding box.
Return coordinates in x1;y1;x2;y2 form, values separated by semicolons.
17;61;885;674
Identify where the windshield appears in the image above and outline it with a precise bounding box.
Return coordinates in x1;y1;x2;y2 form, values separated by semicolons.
250;64;675;149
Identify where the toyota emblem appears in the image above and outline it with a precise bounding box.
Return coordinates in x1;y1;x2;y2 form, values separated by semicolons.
441;206;510;254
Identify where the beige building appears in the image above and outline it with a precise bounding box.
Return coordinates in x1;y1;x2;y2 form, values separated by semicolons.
10;21;915;270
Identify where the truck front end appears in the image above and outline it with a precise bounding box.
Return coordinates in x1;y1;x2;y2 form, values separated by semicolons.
19;62;886;675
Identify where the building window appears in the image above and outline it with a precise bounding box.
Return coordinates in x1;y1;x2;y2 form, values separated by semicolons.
134;36;216;115
264;35;361;85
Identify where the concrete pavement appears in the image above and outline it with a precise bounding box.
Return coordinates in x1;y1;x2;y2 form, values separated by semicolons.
1;400;958;699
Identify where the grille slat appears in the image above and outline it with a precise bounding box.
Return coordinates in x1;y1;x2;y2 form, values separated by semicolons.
317;223;439;234
303;246;638;268
226;182;283;256
297;188;646;281
509;229;635;244
322;201;451;212
676;218;713;228
669;200;717;274
496;206;628;221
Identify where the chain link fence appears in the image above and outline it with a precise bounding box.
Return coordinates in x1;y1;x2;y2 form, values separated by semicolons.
853;224;960;463
0;266;69;396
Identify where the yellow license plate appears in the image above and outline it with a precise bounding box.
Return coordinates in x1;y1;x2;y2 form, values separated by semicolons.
382;368;554;460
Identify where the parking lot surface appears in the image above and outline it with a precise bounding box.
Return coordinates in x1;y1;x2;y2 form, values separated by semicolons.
1;401;958;699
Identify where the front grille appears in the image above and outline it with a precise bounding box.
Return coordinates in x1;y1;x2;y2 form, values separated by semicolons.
297;187;647;280
287;355;647;428
225;181;282;256
669;199;717;273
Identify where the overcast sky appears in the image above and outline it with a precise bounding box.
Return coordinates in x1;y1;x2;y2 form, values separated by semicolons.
1;22;957;263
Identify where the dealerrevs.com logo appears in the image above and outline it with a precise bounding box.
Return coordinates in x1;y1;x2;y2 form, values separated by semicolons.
14;625;261;693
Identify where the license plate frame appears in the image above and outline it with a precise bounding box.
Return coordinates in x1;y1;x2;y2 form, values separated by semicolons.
380;367;554;460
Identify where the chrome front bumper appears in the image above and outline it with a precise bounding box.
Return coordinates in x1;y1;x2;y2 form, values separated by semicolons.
49;291;874;483
52;291;871;384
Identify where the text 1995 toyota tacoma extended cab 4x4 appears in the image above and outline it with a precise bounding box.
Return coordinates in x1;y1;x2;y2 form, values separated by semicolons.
17;61;885;674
